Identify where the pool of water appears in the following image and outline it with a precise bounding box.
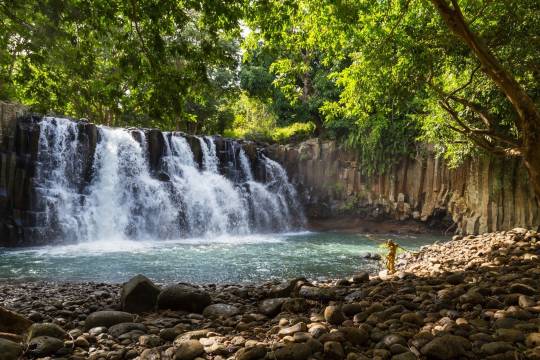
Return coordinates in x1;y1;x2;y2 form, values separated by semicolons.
0;232;447;283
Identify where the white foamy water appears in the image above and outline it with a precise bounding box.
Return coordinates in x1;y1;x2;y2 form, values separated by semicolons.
34;117;304;243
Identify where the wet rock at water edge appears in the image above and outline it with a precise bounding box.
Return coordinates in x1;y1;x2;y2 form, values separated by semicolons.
121;274;161;313
298;285;336;301
157;284;212;313
267;277;306;298
258;298;287;317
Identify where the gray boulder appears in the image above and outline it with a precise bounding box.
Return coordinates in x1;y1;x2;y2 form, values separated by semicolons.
84;310;134;330
157;285;211;313
121;274;161;313
258;298;288;317
298;286;336;301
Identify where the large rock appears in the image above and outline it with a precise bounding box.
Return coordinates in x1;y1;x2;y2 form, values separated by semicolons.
0;338;23;360
27;336;64;357
27;323;66;340
420;335;471;360
324;341;344;359
157;285;212;313
202;303;240;319
282;298;307;313
84;311;134;330
340;327;369;346
258;298;288;317
267;277;306;298
121;274;161;313
298;286;336;301
175;339;204;360
273;342;312;360
526;333;540;348
0;306;32;334
324;305;346;325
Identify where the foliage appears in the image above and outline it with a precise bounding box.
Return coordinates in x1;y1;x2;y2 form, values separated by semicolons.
271;121;315;143
223;92;315;142
2;0;540;189
223;92;277;140
0;0;243;132
246;0;540;176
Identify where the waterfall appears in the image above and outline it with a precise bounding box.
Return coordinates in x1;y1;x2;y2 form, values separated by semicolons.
199;136;219;173
33;117;304;242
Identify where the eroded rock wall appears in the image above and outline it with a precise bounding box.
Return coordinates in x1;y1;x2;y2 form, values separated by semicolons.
268;139;540;234
0;103;33;244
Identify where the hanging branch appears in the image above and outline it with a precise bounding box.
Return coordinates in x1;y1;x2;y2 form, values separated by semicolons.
447;63;481;98
439;99;522;157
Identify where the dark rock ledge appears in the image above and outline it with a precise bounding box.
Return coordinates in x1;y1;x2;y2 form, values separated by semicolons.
1;228;539;359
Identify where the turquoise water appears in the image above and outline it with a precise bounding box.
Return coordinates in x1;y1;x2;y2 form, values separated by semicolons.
0;232;446;283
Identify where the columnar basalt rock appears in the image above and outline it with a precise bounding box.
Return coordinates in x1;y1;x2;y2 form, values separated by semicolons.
0;105;303;246
268;139;540;234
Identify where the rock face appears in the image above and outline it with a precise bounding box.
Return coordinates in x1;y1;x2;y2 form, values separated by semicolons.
157;285;212;313
268;139;540;234
121;274;161;313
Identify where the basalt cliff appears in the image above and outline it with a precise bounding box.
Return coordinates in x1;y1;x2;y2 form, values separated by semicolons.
268;139;540;235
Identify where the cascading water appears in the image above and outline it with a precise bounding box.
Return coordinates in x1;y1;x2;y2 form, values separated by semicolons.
34;117;304;242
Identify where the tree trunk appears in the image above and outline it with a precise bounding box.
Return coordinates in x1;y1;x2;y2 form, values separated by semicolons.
430;0;540;205
523;148;540;206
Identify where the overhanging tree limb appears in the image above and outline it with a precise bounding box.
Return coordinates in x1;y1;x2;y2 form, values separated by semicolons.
439;99;522;156
430;0;540;204
430;0;540;132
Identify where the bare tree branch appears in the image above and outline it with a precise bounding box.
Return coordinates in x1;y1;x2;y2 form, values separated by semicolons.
448;62;480;98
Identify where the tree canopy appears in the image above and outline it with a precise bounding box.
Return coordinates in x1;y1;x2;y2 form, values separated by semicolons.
2;0;540;196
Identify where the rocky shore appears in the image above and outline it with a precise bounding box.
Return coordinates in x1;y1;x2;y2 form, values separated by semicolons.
1;228;539;360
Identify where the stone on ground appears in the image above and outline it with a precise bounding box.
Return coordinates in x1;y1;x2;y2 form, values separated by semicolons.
84;310;134;330
121;274;161;313
157;284;212;313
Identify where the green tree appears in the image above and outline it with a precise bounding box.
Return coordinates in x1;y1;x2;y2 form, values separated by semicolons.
246;0;540;198
0;0;243;132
